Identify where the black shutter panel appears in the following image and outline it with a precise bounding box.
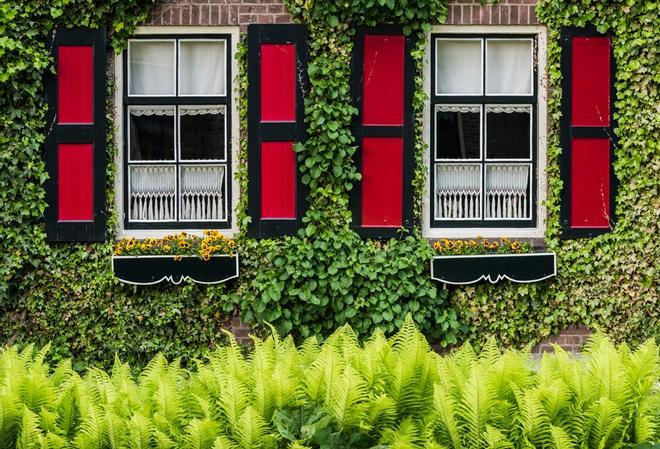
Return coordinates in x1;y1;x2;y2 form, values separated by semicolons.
247;24;308;239
44;28;106;242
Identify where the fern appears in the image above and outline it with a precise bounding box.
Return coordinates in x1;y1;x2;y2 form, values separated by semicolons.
16;407;42;449
549;425;575;449
182;418;220;449
457;364;494;449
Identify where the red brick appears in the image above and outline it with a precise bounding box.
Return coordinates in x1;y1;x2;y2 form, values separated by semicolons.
519;4;528;24
257;14;274;23
210;5;219;23
529;5;538;23
471;5;479;24
240;4;268;13
181;4;190;24
500;5;510;24
274;14;291;23
491;5;500;24
479;6;489;25
510;5;519;25
268;4;283;13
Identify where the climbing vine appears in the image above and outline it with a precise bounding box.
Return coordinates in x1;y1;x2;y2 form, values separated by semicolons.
0;0;657;369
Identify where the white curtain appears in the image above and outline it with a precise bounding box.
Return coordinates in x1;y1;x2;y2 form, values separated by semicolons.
486;40;532;95
179;41;226;96
485;164;530;219
435;164;481;219
129;165;176;221
435;39;482;95
129;41;175;96
180;165;226;221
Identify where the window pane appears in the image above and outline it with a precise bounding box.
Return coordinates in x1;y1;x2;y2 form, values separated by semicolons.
179;40;226;96
485;164;530;219
129;107;175;161
435;164;481;219
180;165;226;221
180;106;226;161
129;165;176;221
486;39;532;95
129;41;175;96
436;39;482;95
435;105;480;159
486;105;531;159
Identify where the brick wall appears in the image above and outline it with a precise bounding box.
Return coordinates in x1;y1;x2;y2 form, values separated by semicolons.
145;0;292;29
445;0;539;25
145;0;538;28
532;325;593;353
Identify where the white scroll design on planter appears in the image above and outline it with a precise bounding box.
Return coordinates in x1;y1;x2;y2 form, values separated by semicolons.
435;165;481;219
129;166;176;221
485;165;530;219
180;165;225;221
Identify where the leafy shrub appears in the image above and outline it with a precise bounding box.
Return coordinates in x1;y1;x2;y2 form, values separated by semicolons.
0;319;657;448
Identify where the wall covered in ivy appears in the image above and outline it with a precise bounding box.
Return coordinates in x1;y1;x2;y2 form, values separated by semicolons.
0;0;657;369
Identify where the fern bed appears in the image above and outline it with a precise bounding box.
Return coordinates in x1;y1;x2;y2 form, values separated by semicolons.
1;319;657;449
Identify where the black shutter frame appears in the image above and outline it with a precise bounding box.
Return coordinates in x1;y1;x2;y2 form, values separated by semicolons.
559;26;617;239
247;24;309;239
350;26;416;239
44;27;106;242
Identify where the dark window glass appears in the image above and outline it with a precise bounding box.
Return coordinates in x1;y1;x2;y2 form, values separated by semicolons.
129;113;174;161
486;108;530;159
180;110;226;160
436;109;480;159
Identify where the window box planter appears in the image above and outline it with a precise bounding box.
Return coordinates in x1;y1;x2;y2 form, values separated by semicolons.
431;252;556;285
112;254;239;286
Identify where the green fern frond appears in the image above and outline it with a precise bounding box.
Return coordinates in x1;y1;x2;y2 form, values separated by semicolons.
584;398;624;449
154;428;177;449
379;416;423;448
39;432;68;449
0;393;21;449
483;425;513;449
182;418;220;449
55;382;80;440
457;364;495;449
17;362;56;413
624;339;659;399
549;425;575;449
73;403;105;449
217;373;250;430
104;411;127;449
364;394;397;433
16;406;42;449
153;374;186;431
50;359;74;389
327;364;368;428
234;406;271;449
127;412;154;449
430;385;462;449
212;434;237;449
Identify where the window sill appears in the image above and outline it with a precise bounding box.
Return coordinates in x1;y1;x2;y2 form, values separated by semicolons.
112;254;239;286
430;251;556;285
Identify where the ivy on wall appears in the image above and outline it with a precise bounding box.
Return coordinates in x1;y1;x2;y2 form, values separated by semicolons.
0;0;657;369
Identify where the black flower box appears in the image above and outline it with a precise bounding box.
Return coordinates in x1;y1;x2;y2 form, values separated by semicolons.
431;252;556;285
112;254;239;286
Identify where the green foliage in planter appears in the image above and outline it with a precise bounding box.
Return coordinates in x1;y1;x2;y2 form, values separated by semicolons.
0;319;657;448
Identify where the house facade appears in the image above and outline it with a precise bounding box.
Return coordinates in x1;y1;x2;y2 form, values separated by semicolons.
2;0;656;365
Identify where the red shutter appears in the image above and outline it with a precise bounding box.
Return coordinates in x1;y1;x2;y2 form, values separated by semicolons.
45;28;106;241
247;25;308;238
560;28;616;238
352;28;414;238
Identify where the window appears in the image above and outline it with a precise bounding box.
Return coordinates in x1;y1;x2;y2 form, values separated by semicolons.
123;36;232;230
430;35;537;229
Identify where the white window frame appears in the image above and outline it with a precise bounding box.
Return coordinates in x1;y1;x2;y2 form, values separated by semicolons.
115;26;240;239
423;25;548;239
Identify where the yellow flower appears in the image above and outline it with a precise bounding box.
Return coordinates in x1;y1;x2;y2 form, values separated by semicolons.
163;245;171;252
173;255;182;261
